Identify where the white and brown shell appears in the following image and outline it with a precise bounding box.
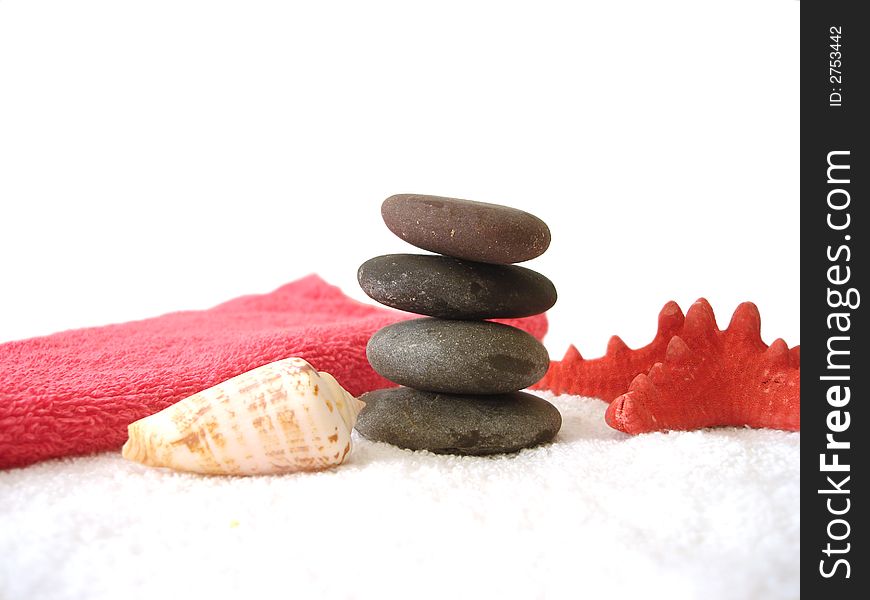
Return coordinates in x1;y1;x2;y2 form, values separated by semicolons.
122;358;364;475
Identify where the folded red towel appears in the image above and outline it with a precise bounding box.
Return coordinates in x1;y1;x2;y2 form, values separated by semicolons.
0;275;547;469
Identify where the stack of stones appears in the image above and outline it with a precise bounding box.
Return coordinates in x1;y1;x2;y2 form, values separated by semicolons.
355;194;561;455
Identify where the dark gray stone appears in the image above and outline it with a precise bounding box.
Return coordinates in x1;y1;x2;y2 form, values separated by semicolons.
381;194;551;264
366;318;549;394
356;388;562;455
357;254;557;319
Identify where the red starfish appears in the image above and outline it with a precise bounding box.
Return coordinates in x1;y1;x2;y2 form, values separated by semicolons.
606;300;799;434
533;299;800;434
531;300;687;402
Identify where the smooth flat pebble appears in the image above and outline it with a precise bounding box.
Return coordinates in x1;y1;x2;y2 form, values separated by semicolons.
381;194;551;264
357;254;557;319
366;318;549;394
355;388;562;455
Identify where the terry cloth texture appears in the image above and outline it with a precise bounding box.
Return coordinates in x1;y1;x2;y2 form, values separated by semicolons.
0;392;800;600
0;275;547;470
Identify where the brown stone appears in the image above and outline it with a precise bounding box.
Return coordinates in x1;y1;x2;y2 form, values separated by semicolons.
381;194;551;264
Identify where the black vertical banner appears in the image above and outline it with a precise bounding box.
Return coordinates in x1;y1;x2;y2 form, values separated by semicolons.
801;1;868;597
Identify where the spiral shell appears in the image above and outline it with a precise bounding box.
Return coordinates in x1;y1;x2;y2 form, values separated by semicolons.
122;358;364;475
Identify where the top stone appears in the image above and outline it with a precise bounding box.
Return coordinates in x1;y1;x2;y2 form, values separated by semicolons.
381;194;551;264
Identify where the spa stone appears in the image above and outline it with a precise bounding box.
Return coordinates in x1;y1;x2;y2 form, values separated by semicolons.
356;388;562;455
381;194;551;264
366;318;549;394
357;254;557;319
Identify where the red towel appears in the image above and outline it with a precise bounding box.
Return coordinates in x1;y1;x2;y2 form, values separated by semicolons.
0;275;547;469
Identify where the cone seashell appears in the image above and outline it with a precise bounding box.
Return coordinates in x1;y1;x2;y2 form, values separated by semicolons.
122;358;365;475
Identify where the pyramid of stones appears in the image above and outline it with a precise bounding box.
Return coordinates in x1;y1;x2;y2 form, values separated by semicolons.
356;194;561;455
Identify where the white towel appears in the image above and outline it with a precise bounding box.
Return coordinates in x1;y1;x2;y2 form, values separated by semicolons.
0;392;799;600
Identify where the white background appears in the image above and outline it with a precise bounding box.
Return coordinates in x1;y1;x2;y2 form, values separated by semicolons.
0;0;800;358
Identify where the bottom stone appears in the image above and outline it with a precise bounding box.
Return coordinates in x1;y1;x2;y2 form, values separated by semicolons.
356;388;562;455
